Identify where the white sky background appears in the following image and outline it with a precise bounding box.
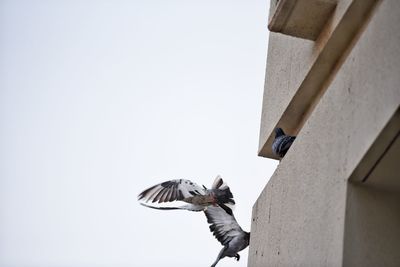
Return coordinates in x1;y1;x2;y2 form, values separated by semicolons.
0;1;276;267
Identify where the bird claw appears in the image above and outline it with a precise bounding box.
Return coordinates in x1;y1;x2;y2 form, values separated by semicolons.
234;254;240;261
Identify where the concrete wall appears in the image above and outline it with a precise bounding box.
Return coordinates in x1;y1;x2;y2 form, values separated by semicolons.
249;0;400;266
343;184;400;267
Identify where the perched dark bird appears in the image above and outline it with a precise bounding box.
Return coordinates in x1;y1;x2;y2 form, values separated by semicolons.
138;175;235;215
272;127;296;158
205;206;250;267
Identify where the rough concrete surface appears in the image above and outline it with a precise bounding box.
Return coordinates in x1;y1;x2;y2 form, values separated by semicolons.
249;0;400;266
259;0;377;159
343;185;400;267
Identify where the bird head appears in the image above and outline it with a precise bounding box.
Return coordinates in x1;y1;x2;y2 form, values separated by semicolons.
274;127;285;138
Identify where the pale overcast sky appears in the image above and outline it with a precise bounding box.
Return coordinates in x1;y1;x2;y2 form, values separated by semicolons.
0;1;276;267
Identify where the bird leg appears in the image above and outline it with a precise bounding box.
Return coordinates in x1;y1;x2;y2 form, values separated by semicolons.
210;246;227;267
234;254;240;261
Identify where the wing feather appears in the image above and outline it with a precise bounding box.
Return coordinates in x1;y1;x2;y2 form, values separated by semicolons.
140;202;205;212
153;188;165;203
279;136;295;154
138;179;206;203
204;206;244;246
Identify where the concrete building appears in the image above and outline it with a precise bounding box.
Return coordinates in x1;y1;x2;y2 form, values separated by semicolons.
248;0;400;266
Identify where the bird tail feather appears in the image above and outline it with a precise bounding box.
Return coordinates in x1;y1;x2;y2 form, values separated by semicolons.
211;175;235;206
212;175;227;189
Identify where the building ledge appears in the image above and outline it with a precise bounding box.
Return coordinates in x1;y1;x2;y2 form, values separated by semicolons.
259;0;380;159
268;0;337;40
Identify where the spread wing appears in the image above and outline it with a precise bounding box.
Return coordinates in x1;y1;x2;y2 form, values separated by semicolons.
138;179;206;203
204;206;244;246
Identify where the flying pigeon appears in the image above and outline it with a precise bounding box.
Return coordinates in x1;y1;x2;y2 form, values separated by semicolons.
272;127;296;158
205;205;250;267
138;176;250;267
138;175;235;214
